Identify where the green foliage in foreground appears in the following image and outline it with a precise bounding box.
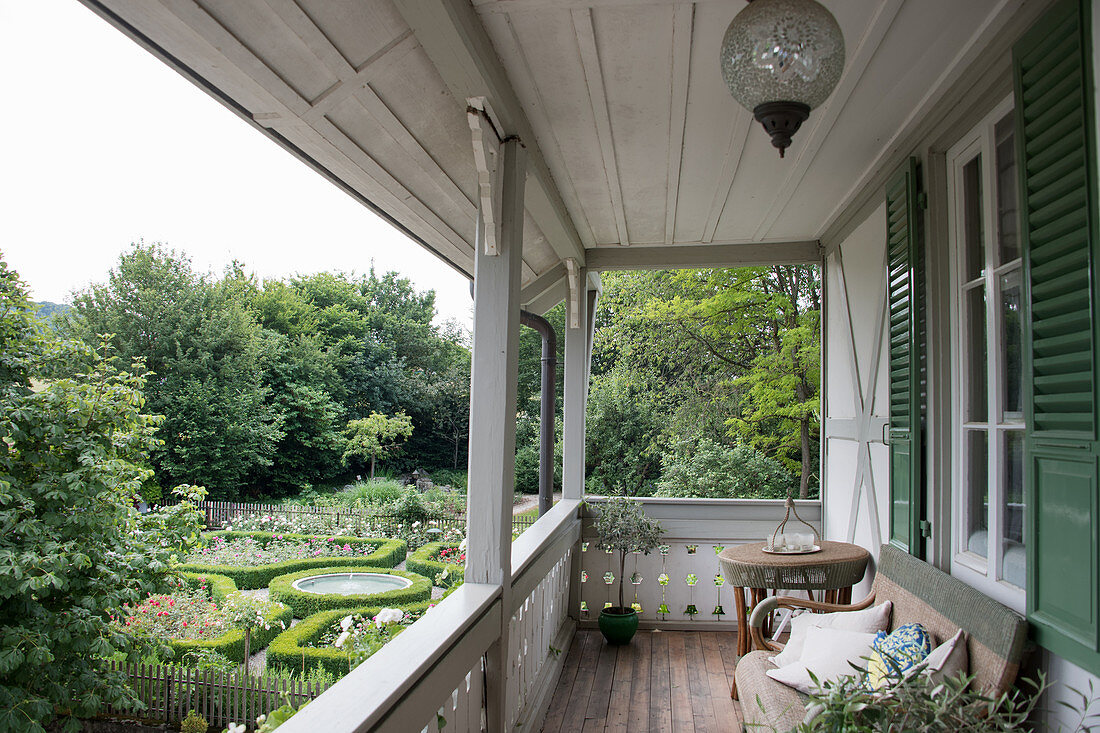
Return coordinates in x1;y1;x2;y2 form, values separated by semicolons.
0;255;207;732
790;670;1056;732
268;567;431;617
267;601;433;678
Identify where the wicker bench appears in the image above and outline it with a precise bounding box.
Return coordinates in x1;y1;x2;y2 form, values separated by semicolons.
735;544;1029;731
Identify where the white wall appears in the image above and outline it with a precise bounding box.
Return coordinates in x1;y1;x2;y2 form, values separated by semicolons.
822;204;891;599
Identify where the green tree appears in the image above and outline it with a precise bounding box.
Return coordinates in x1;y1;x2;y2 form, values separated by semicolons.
342;411;414;478
584;368;665;496
646;266;820;497
63;244;282;499
0;256;205;731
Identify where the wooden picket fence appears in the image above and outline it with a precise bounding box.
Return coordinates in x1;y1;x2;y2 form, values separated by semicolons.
196;500;536;535
103;660;328;730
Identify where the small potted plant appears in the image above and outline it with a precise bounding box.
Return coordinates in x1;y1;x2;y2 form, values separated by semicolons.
591;496;663;645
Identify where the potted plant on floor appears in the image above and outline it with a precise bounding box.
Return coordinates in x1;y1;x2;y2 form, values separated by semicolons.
592;496;663;645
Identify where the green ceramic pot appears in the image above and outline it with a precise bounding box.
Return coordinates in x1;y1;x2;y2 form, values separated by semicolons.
598;607;639;645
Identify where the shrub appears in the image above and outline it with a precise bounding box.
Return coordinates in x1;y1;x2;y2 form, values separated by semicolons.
391;489;430;525
175;532;406;589
405;542;465;589
267;601;434;677
346;478;407;505
181;709;208;733
654;439;800;499
426;469;466;492
268;566;432;617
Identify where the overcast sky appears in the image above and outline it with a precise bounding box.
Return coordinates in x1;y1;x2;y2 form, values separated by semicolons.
0;1;472;327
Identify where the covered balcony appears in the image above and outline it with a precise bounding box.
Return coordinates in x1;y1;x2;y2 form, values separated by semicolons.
77;0;1100;729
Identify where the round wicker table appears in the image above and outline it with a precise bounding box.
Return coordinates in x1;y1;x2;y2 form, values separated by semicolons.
718;540;870;657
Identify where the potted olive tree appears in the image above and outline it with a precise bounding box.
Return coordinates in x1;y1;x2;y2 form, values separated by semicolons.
592;496;663;645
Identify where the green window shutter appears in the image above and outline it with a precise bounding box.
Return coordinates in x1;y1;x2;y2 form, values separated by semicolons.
887;157;924;558
1015;0;1100;672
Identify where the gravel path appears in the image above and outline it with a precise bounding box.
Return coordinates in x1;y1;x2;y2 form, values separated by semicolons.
512;491;561;515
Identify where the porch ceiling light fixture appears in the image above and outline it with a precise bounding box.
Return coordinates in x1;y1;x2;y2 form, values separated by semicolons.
720;0;845;157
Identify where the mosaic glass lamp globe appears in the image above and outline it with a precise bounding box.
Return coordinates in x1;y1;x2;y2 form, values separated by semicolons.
720;0;845;157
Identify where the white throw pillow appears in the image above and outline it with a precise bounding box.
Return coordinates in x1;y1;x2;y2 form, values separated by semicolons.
766;626;879;695
770;600;892;668
907;628;968;684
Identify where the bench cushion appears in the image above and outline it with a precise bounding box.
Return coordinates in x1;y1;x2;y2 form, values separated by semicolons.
736;650;807;731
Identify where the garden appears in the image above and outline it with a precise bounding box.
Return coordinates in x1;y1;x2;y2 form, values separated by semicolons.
100;512;467;732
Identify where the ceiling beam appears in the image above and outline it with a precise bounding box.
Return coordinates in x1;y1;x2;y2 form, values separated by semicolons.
524;278;569;316
586;241;822;271
392;0;587;267
520;262;567;305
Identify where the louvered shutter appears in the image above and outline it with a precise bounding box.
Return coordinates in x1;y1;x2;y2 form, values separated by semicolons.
887;157;924;558
1015;0;1100;671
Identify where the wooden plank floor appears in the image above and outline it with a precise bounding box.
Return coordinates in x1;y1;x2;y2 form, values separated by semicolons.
541;630;743;732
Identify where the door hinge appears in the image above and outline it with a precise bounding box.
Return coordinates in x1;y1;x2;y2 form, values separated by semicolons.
917;191;929;210
919;520;932;539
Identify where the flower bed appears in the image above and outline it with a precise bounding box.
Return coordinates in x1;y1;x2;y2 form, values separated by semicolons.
113;572;293;664
405;541;465;589
175;532;406;589
268;566;431;617
267;601;434;677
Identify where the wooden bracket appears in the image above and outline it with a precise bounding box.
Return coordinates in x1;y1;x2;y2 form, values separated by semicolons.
467;98;504;256
565;258;580;329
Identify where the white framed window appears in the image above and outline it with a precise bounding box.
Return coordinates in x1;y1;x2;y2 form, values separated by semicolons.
946;97;1025;612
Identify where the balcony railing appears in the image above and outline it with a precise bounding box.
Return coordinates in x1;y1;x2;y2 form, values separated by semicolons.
278;499;582;733
276;497;818;733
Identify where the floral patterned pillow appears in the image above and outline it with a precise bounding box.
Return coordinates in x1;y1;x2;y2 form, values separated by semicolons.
866;622;933;689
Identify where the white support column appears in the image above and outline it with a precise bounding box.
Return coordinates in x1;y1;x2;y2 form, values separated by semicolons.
465;137;525;731
562;270;589;501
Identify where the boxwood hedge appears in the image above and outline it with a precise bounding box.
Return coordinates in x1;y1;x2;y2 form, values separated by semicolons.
405;542;464;588
268;566;432;617
267;600;434;677
174;532;406;589
165;571;293;664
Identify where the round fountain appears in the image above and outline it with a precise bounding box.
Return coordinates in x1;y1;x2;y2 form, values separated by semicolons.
291;572;413;596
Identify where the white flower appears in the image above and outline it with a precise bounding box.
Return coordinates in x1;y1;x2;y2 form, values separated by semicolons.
334;630;350;648
459;538;467;552
228;723;246;733
374;607;404;627
412;521;421;528
256;715;266;725
340;615;354;632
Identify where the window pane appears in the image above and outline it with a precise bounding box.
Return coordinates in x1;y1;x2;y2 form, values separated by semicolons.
963;156;985;281
1000;270;1023;420
1001;431;1025;588
966;286;988;421
966;430;989;560
994;115;1019;265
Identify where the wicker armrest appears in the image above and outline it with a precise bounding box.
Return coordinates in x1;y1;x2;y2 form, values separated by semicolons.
747;592;877;652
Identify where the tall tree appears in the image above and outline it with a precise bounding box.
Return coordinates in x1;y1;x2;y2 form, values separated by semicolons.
63;244;281;499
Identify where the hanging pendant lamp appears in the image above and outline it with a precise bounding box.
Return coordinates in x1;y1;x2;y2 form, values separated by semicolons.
719;0;845;157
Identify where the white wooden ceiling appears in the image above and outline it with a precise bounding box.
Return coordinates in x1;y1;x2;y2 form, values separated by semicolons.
81;0;1017;293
